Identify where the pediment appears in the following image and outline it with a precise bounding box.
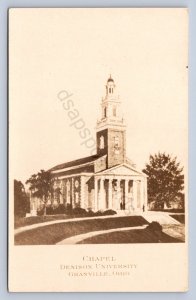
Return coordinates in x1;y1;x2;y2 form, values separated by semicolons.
97;164;146;177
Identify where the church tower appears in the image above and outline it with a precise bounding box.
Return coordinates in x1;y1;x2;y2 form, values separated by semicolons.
96;76;126;168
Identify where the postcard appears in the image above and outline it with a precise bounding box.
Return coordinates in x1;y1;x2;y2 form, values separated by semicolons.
9;8;188;292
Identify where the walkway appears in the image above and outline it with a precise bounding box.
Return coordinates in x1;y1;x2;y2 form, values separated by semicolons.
142;211;180;225
56;225;148;245
14;211;181;236
14;214;131;235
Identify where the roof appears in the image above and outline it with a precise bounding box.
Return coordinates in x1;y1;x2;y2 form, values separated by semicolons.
49;154;100;172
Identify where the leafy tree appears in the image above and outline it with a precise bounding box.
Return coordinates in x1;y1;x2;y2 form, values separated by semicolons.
26;170;54;215
143;152;184;209
14;180;29;217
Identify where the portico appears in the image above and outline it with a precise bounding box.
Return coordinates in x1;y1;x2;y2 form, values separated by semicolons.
94;169;147;213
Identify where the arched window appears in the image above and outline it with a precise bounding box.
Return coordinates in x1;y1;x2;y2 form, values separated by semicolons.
109;88;111;93
113;106;117;117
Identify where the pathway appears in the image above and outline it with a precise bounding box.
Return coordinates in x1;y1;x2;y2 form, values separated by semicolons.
56;225;148;245
15;211;181;236
14;214;131;235
142;211;180;225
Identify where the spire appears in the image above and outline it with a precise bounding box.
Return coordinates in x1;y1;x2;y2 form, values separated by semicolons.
106;75;115;96
97;76;125;131
107;74;114;83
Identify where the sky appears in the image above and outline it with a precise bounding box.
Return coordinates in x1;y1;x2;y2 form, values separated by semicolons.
9;8;188;184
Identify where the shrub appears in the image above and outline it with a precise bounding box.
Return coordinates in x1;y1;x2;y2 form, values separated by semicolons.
54;204;66;214
65;203;72;213
102;209;117;216
46;206;54;215
94;210;103;216
37;208;44;216
87;209;95;216
71;207;88;216
147;221;162;232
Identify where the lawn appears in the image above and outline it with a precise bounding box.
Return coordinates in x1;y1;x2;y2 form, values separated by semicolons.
15;216;148;245
14;210;117;229
78;227;183;244
14;215;71;229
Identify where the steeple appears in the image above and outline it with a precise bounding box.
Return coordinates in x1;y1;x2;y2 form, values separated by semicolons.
106;75;115;96
97;76;126;131
96;76;126;168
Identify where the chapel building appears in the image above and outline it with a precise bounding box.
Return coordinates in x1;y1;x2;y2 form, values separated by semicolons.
31;77;148;214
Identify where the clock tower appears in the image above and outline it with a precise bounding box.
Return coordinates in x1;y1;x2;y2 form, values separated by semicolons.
96;76;126;168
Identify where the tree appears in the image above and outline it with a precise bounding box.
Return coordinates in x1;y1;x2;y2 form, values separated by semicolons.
14;180;29;217
26;170;53;215
143;152;184;209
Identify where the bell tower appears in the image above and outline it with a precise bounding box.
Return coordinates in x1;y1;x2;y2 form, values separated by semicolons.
96;76;126;168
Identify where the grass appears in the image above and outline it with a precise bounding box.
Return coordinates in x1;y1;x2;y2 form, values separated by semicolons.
78;228;183;244
14;210;117;229
151;209;184;213
170;214;185;224
14;215;71;229
15;216;148;245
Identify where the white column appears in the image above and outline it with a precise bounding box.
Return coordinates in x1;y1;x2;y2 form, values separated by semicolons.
125;179;129;210
71;177;74;208
30;191;37;216
116;179;121;210
132;180;137;211
94;177;98;211
144;177;148;211
140;180;144;211
108;179;113;209
60;180;63;204
80;176;85;209
66;179;71;205
99;178;104;210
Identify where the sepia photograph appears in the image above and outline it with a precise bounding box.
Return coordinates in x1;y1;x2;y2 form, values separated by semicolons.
14;74;186;246
9;8;188;291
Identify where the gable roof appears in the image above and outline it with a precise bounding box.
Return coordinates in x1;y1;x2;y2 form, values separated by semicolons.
49;154;100;172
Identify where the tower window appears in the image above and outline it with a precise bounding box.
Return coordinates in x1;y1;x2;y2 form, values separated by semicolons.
109;88;111;93
114;136;120;154
104;107;107;118
114;137;119;147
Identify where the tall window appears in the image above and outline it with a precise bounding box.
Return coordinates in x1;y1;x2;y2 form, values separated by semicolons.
75;192;79;204
104;107;107;118
114;136;119;146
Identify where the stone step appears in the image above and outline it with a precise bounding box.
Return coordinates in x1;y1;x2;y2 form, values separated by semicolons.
142;212;180;225
116;210;132;216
